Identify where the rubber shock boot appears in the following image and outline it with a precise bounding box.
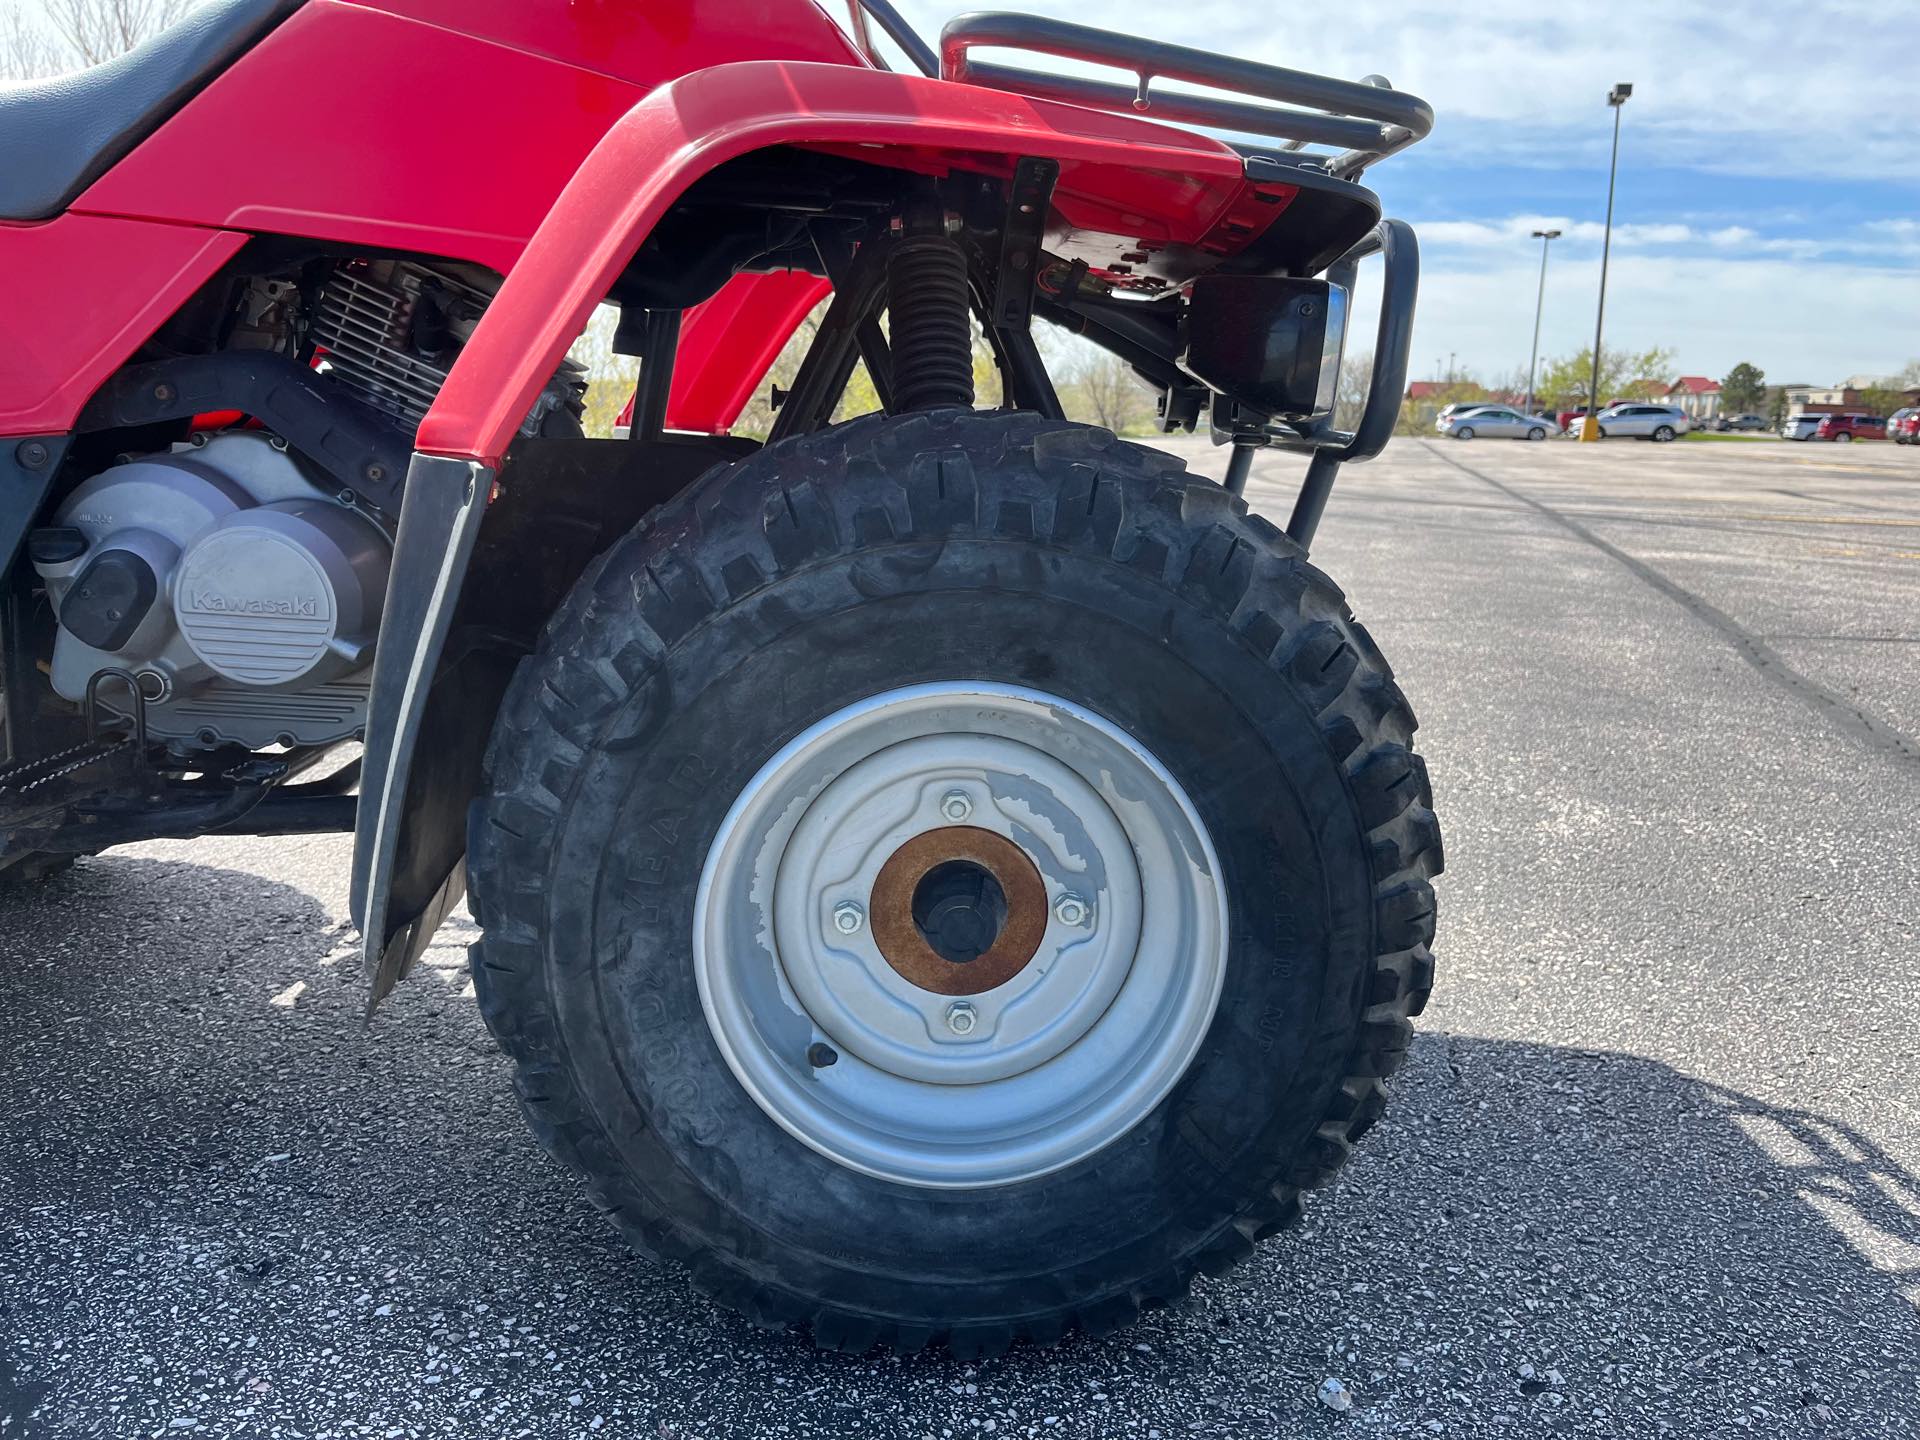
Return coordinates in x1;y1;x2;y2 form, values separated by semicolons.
887;235;974;412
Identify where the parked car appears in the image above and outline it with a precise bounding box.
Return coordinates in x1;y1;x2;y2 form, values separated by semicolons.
1568;403;1690;441
1814;413;1886;442
1438;405;1557;440
1556;405;1594;432
1715;413;1768;432
1781;414;1825;440
1891;408;1920;444
1432;400;1493;431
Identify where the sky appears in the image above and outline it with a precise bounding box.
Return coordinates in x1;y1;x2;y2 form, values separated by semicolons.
893;0;1920;388
9;0;1916;390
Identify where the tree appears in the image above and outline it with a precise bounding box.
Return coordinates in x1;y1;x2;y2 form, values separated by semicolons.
2;10;61;79
3;0;187;78
1395;378;1485;435
1534;344;1676;408
1061;351;1153;434
1858;385;1912;418
1334;352;1372;433
1720;362;1766;413
1859;361;1920;417
1764;386;1788;427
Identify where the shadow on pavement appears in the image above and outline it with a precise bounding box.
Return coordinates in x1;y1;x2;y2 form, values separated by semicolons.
1;856;1917;1436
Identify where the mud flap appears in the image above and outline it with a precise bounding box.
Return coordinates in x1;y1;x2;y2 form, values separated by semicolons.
350;453;492;1006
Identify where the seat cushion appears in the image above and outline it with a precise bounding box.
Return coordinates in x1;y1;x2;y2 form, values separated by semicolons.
0;0;306;221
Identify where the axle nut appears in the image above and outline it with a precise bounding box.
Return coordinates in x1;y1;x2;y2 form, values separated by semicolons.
945;1001;978;1036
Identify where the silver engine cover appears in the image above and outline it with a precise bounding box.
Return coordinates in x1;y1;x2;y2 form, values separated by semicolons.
36;432;390;750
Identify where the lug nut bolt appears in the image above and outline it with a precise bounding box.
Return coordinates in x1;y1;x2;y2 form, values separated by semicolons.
1054;893;1091;927
832;901;865;935
945;1002;978;1036
941;790;973;822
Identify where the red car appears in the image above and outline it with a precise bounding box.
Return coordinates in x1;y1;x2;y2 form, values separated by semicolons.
1815;413;1887;442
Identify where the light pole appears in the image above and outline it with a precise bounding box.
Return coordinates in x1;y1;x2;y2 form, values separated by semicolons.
1580;82;1632;444
1524;228;1561;416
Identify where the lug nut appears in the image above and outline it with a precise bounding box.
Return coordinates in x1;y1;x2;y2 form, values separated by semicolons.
940;790;973;822
945;1002;978;1036
1054;893;1091;927
832;901;865;935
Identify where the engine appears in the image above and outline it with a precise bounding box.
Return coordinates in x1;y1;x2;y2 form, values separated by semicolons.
33;431;390;751
307;259;491;431
28;256;585;755
305;258;582;436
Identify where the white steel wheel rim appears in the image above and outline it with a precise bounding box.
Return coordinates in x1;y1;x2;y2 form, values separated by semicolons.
694;682;1228;1188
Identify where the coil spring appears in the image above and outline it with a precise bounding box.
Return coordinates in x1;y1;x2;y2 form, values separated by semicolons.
887;235;975;412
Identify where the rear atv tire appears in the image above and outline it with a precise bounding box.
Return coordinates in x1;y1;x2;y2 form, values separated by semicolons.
466;411;1441;1354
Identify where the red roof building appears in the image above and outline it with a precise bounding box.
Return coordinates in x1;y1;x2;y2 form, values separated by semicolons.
1663;375;1722;421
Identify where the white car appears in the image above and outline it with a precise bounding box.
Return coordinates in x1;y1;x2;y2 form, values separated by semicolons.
1781;414;1823;441
1437;405;1558;441
1568;403;1690;442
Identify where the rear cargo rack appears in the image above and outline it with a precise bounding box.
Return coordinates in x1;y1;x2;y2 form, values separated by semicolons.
914;11;1430;177
849;4;1430;553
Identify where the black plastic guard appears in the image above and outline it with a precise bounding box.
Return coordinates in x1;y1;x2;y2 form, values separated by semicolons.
349;435;757;1008
351;453;492;1006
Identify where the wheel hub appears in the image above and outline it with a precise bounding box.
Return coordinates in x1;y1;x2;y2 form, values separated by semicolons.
870;826;1046;995
695;683;1227;1188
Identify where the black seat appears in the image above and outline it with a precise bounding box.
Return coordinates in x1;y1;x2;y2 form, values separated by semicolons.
0;0;306;221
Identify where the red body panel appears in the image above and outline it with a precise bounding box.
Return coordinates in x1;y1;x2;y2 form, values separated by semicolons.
1;0;1278;446
0;215;246;435
71;0;865;272
419;60;1252;464
668;272;834;433
1;0;863;436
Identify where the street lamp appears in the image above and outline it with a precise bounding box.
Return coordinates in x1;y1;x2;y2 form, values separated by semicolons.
1580;82;1632;444
1524;228;1561;416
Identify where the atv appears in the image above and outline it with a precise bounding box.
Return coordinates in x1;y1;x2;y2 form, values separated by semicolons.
0;0;1441;1353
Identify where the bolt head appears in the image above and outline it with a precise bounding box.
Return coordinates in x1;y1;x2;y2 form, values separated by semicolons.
832;901;865;935
940;790;973;822
945;1002;977;1036
1054;894;1091;927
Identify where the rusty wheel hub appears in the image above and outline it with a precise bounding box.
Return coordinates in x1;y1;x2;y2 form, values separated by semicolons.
869;826;1047;996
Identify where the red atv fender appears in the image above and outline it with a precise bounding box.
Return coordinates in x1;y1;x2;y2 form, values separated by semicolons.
348;58;1284;995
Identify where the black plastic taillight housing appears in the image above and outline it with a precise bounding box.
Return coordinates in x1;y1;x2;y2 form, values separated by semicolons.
1181;275;1347;420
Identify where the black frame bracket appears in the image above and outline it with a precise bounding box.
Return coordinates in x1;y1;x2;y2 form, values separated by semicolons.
990;158;1057;331
77;352;411;512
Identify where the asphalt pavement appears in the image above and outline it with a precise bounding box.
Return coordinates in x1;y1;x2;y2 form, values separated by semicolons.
4;434;1918;1438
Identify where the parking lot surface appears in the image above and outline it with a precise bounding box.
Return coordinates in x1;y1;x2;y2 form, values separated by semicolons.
4;436;1918;1438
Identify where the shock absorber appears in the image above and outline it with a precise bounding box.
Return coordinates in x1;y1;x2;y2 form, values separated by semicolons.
887;233;975;412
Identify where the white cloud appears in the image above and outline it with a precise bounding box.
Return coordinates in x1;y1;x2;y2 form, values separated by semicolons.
1414;215;1920;267
886;0;1920;379
895;0;1920;178
1400;248;1920;387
